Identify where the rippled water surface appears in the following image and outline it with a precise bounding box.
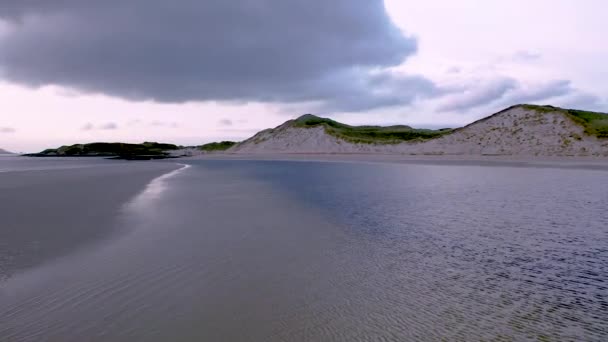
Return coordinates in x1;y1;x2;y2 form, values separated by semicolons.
1;160;608;341
0;156;111;172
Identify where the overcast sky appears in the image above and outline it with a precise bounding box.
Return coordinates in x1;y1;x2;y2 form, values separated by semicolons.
1;0;606;152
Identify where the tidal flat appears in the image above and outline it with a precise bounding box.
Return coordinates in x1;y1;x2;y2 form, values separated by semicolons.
1;157;607;341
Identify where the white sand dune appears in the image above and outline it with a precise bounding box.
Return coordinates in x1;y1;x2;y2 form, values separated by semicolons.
230;106;608;157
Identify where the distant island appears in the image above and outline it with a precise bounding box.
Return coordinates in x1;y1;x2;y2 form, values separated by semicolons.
25;142;182;160
0;148;14;154
23;104;608;159
23;141;239;160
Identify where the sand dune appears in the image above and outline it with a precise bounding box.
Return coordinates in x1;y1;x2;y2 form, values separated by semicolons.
230;105;608;157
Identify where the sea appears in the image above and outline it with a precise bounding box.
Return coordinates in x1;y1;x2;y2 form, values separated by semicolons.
1;157;607;341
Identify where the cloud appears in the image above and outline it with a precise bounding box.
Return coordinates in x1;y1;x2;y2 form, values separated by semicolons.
446;66;462;74
0;126;16;133
511;50;542;62
218;119;233;127
82;122;118;130
554;93;607;112
281;70;439;113
499;79;572;105
127;120;178;128
0;0;432;112
439;78;578;112
150;120;178;128
100;122;118;130
81;123;94;131
438;78;517;112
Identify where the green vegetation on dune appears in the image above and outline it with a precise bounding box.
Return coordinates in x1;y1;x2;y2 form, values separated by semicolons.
566;110;608;138
28;141;179;159
199;141;237;151
293;114;451;144
521;104;608;138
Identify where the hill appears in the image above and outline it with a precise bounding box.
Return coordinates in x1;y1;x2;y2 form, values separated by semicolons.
291;114;451;143
0;148;13;154
199;141;237;152
230;105;608;157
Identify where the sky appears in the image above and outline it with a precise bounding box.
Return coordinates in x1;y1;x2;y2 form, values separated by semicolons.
0;0;606;152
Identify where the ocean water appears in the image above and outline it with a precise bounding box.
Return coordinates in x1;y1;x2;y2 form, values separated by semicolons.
1;159;608;341
0;156;112;172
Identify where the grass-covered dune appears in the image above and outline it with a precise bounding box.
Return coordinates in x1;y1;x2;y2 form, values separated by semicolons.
292;114;452;144
520;105;608;138
26;142;179;160
232;103;608;155
199;141;237;152
292;106;608;144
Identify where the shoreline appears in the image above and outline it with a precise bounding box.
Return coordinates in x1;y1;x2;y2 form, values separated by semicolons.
0;161;182;281
188;153;608;171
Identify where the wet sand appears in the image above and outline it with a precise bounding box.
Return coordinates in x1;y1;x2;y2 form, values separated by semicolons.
0;161;180;280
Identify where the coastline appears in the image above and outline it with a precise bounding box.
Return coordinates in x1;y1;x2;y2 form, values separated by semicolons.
0;161;181;281
189;153;608;171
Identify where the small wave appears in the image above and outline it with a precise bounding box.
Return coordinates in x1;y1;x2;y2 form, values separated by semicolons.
125;163;191;211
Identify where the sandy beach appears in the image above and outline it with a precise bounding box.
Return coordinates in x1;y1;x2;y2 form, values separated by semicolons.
0;160;180;280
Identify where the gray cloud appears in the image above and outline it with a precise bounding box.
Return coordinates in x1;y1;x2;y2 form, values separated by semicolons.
81;123;94;131
555;93;607;112
511;50;541;62
82;122;118;130
150;120;178;128
100;122;118;130
0;126;16;133
218;119;233;127
439;78;578;112
439;78;517;112
127;119;178;128
500;79;572;105
0;0;429;112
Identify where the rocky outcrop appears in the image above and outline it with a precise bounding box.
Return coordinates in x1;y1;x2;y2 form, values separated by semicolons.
230;105;608;157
